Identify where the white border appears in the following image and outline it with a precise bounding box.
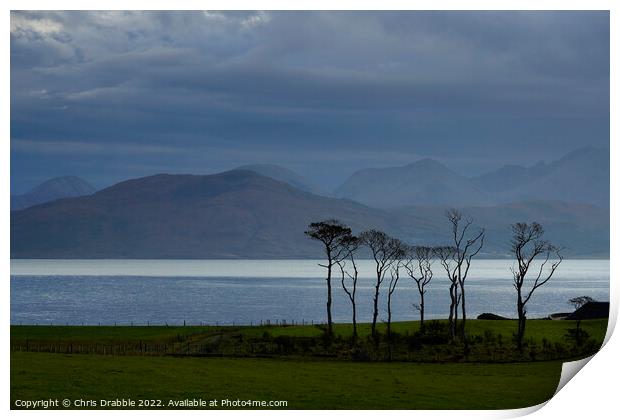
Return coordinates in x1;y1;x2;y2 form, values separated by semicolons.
3;2;617;419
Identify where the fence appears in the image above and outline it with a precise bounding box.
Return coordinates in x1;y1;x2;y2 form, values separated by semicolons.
12;319;322;327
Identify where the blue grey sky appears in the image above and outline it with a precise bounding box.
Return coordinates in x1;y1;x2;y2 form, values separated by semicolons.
10;11;609;192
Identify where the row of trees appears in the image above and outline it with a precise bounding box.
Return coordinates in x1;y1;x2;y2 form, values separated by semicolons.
305;210;563;350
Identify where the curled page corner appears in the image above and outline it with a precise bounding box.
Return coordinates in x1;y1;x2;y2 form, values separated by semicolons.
502;401;549;418
554;355;595;396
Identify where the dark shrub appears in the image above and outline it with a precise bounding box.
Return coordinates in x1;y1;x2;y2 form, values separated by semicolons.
350;344;372;361
274;335;295;354
414;321;451;345
483;329;497;344
565;327;591;348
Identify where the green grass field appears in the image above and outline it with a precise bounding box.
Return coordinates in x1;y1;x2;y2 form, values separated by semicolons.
10;318;608;343
10;319;608;409
11;352;563;409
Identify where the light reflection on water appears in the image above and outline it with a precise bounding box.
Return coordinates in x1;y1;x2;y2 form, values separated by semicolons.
10;259;609;325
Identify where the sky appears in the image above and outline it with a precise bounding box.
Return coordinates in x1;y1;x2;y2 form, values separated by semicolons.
10;11;609;193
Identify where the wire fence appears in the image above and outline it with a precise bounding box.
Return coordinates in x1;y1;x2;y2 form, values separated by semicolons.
11;318;324;327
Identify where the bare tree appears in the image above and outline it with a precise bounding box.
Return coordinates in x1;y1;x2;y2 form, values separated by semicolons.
386;240;408;339
435;245;460;339
403;246;435;332
567;296;595;346
568;296;595;312
305;219;352;336
510;222;563;351
446;209;485;340
359;230;404;338
335;235;361;339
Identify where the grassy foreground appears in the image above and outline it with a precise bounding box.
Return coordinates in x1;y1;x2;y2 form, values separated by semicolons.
12;352;563;409
10;319;607;409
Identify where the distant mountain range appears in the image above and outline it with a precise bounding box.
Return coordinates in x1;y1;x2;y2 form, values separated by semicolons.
234;164;322;195
11;176;96;211
472;147;609;208
11;171;397;258
335;147;609;209
334;158;494;208
11;156;609;258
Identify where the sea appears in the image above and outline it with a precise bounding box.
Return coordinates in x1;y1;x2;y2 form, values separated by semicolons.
10;259;609;326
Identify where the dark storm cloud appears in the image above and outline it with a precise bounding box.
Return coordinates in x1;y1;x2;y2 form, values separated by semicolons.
10;11;609;191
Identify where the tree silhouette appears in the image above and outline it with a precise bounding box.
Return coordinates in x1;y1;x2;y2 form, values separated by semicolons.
567;295;595;341
386;239;408;339
435;245;461;339
335;235;361;339
403;245;435;332
445;209;485;340
305;219;352;336
359;229;405;338
568;296;595;311
510;222;563;351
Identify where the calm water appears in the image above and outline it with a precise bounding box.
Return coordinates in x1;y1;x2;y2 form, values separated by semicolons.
10;259;609;325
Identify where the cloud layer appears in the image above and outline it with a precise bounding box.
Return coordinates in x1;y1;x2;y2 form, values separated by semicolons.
11;11;609;191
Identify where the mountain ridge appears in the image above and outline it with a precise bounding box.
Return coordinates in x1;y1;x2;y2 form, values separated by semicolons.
334;158;494;208
472;146;608;207
11;176;96;211
234;164;322;195
11;170;608;258
334;147;609;209
11;170;395;259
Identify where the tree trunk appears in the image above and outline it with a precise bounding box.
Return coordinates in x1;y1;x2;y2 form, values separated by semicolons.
326;252;333;336
453;296;459;339
371;272;381;338
517;293;526;351
449;282;459;340
387;293;392;339
448;283;455;339
460;282;467;340
420;294;425;332
352;300;357;339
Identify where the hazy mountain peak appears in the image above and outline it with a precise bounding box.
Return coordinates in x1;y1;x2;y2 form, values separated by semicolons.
11;176;96;211
334;158;491;208
30;175;93;193
406;157;447;169
551;146;607;167
92;169;303;205
473;147;609;207
233;164;321;194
